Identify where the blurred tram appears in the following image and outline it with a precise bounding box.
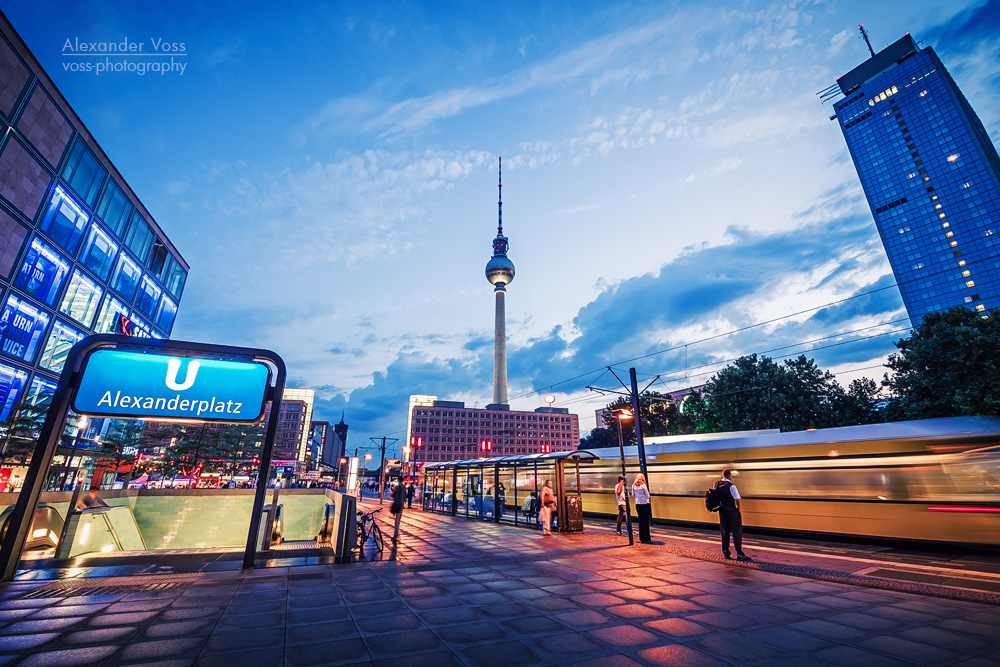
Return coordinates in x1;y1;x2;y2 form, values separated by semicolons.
580;416;1000;547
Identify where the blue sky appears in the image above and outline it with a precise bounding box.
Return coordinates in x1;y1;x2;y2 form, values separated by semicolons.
4;0;999;455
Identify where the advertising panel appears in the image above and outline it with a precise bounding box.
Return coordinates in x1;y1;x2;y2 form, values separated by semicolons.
73;349;271;423
0;294;49;363
14;237;71;307
347;456;359;493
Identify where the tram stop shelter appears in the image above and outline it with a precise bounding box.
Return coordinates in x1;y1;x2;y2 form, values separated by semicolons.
420;450;599;533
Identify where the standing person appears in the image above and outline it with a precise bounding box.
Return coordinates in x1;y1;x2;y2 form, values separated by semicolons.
497;482;506;519
614;476;628;535
539;480;556;536
632;473;652;544
406;481;415;509
716;469;752;561
390;475;406;543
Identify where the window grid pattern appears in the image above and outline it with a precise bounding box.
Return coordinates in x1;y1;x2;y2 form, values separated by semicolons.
0;37;188;408
835;47;1000;321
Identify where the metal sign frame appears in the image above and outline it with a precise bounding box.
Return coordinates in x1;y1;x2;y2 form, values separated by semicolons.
0;334;287;581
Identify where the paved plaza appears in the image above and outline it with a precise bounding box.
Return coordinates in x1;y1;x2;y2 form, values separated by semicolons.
1;505;999;666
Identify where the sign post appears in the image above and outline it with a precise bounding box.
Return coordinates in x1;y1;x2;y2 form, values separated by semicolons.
0;334;285;581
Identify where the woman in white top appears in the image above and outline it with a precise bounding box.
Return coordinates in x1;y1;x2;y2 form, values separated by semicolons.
632;473;652;543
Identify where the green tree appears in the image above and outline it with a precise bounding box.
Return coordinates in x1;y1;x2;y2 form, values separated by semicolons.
832;377;884;425
0;400;47;465
685;353;867;433
691;354;788;432
883;306;1000;419
600;391;676;443
579;427;617;449
780;355;844;431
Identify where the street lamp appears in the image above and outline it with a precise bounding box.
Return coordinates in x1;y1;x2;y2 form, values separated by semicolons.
361;453;372;498
616;408;635;546
338;457;347;488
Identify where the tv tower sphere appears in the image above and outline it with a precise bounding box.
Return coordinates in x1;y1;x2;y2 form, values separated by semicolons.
486;250;515;285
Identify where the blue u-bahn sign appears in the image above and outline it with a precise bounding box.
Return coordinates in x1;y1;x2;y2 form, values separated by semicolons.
73;349;271;423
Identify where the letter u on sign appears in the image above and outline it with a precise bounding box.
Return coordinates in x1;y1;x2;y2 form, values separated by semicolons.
165;359;200;391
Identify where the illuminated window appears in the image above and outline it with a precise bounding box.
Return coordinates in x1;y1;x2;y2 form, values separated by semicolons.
38;320;86;373
941;222;950;229
93;294;129;334
976;304;986;312
962;270;971;277
938;213;946;219
930;195;938;201
966;280;975;288
946;231;954;238
60;138;107;207
95;181;133;236
958;260;966;267
38;187;89;256
134;275;162;319
947;154;959;162
59;269;103;327
950;241;958;247
934;204;942;210
923;177;930;182
110;254;141;301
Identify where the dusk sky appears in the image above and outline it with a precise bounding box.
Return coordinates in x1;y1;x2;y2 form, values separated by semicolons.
3;1;998;455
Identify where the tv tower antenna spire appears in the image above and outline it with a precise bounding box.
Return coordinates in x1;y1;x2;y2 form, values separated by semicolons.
498;156;503;235
859;24;875;57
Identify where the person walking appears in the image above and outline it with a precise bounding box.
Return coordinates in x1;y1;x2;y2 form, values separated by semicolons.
632;473;652;543
406;481;415;509
539;480;556;536
715;469;751;561
390;476;406;543
614;475;628;534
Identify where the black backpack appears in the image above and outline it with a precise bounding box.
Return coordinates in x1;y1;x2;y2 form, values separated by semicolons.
704;486;722;512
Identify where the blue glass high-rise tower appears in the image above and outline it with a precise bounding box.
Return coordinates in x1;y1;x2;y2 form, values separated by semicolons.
832;33;1000;322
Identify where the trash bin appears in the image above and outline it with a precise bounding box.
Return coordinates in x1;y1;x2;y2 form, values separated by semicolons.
564;494;584;532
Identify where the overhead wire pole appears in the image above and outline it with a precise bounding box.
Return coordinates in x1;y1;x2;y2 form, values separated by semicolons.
600;366;661;481
369;436;399;505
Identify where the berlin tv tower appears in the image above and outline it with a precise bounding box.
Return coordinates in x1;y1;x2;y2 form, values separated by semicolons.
485;157;514;406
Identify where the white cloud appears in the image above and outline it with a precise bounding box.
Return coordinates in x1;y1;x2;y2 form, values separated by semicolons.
680;156;745;185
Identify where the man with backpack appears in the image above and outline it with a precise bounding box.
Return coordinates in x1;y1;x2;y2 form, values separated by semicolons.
714;469;752;562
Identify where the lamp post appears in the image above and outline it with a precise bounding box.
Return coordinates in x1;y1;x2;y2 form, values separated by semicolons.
338;457;347;488
616;408;635;546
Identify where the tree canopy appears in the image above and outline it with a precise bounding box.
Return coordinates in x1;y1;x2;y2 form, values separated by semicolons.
882;306;1000;419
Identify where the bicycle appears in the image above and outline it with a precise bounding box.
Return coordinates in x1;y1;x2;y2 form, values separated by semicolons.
357;508;384;552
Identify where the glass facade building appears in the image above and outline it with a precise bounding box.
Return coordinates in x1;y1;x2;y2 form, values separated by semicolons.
833;34;1000;323
0;13;188;419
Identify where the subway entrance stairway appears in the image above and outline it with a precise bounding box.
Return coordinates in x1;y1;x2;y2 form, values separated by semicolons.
1;503;999;666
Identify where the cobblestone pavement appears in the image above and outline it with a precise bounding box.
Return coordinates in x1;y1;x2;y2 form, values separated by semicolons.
1;505;999;666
